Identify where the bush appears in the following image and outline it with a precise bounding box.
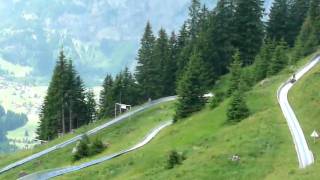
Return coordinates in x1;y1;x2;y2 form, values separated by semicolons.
73;136;106;161
167;150;186;169
73;138;90;161
91;138;105;155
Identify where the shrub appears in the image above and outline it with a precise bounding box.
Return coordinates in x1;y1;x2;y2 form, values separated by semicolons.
73;138;90;161
73;136;106;161
167;150;186;169
91;138;105;155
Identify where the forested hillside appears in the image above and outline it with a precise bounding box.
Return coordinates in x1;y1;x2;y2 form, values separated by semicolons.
0;105;28;153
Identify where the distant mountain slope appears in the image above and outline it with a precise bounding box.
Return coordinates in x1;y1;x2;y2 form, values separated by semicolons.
0;0;272;85
0;104;28;153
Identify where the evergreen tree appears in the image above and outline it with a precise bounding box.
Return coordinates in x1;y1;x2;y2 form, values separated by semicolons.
174;52;207;121
99;69;140;119
120;67;141;105
112;68;141;106
294;0;320;59
187;0;202;40
233;0;264;65
254;40;275;81
65;59;76;132
175;0;203;81
287;0;310;46
228;51;242;96
135;22;156;99
268;40;289;75
73;75;89;127
86;90;97;123
38;49;67;139
227;87;250;122
154;28;170;97
37;49;89;140
267;0;290;43
167;31;178;95
176;23;191;79
205;0;235;76
99;74;114;118
193;32;216;89
113;72;125;104
199;4;210;32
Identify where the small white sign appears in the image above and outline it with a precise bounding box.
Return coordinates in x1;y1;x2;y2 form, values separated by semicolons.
204;93;214;98
120;104;127;110
311;130;319;138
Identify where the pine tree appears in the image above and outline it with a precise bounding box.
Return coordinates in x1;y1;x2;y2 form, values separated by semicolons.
227;87;250;123
175;0;203;81
86;90;97;123
135;22;156;99
193;32;216;89
176;23;191;79
233;0;264;65
287;0;310;46
167;31;178;95
268;40;289;75
73;75;89;127
154;28;170;97
99;74;114;118
121;67;141;105
199;4;210;32
267;0;290;43
205;0;235;76
228;51;242;96
254;40;275;81
113;72;125;105
294;0;320;59
58;50;69;134
187;0;202;40
37;49;89;140
174;52;207;121
38;49;68;140
65;59;77;132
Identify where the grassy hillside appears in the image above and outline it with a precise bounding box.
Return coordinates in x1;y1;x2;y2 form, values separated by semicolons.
1;53;320;180
52;55;318;180
0;102;175;179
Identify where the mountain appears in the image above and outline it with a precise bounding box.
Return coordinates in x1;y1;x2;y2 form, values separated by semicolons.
0;0;273;85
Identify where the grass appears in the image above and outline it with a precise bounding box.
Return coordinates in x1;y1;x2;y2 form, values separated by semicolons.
1;52;320;180
0;114;113;169
0;102;175;179
0;101;153;168
51;54;319;180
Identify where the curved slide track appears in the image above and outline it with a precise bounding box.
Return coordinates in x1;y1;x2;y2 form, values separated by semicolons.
0;96;176;174
277;55;320;168
18;121;173;180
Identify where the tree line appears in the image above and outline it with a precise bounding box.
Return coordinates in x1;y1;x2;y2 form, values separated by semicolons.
0;105;27;153
134;0;319;122
0;105;28;133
